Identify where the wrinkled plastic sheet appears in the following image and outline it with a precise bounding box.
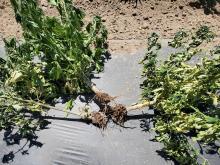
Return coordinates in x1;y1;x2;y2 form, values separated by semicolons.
0;41;219;165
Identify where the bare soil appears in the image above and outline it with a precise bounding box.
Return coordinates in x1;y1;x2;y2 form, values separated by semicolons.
0;0;220;53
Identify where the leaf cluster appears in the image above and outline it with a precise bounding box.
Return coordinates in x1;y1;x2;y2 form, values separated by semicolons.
0;0;107;137
141;26;220;164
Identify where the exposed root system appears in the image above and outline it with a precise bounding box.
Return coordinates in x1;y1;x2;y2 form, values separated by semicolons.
100;104;113;115
111;104;127;124
91;111;108;129
91;86;150;128
94;92;116;105
98;104;127;125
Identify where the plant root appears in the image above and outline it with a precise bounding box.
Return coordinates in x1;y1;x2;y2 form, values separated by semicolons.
111;104;127;124
94;91;117;105
90;111;108;129
98;104;127;125
90;85;151;127
1;85;152;130
126;100;153;111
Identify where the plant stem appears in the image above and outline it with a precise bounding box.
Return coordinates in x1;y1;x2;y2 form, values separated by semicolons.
90;83;154;111
126;100;154;111
0;95;91;119
189;105;220;123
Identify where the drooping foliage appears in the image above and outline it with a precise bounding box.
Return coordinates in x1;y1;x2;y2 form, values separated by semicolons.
141;26;220;164
0;0;107;136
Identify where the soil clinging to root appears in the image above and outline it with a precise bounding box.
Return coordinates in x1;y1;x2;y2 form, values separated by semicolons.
91;111;108;129
94;92;116;105
90;91;128;128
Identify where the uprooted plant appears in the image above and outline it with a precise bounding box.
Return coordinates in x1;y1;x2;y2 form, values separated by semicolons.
141;26;220;164
0;0;109;137
1;0;220;164
0;0;146;139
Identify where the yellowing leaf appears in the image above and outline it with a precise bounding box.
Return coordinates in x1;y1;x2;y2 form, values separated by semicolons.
5;71;23;85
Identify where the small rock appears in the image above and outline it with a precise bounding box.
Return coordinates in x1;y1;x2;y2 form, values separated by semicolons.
120;12;125;15
0;5;5;9
150;6;154;10
168;5;172;9
175;14;178;17
142;25;149;29
41;3;48;7
162;11;168;15
111;20;116;24
143;17;149;20
179;5;184;9
132;12;137;16
182;13;187;17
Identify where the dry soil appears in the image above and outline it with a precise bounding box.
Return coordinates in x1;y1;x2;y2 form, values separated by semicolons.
0;0;220;53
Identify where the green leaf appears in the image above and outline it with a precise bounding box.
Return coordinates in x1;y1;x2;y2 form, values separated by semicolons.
65;99;74;112
12;104;23;111
5;71;23;85
141;26;220;165
49;62;62;80
0;0;108;152
48;0;58;6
